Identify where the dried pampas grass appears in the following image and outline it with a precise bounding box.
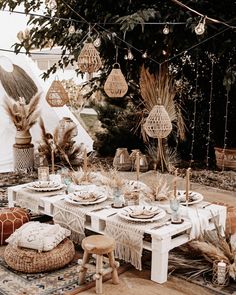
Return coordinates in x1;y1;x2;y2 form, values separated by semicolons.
4;93;41;131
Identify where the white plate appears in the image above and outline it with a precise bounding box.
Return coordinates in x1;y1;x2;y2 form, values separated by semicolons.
176;190;204;205
65;194;107;205
27;181;64;192
118;205;166;222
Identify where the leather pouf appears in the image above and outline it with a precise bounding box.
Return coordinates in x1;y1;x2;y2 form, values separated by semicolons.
0;207;30;245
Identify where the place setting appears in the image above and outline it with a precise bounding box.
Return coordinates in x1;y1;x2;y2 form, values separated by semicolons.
118;205;166;223
26;181;65;192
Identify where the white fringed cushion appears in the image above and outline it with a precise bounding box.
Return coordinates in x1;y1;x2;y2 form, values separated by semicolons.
6;222;71;252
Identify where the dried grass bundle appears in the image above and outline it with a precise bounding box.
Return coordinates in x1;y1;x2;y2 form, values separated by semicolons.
4;93;41;131
38;118;82;169
147;173;169;200
0;64;38;103
100;168;125;189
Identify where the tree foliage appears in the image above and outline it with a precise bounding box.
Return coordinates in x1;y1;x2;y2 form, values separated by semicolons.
1;0;235;165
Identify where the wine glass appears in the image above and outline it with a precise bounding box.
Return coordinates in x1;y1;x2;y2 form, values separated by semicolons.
169;198;180;223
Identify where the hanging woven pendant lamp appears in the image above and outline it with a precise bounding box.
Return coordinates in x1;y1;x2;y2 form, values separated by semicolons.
144;104;172;138
46;77;69;107
77;39;102;74
104;63;128;98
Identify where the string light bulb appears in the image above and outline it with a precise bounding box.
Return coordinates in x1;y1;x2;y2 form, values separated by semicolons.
93;37;101;47
127;49;134;60
163;24;170;35
124;54;128;60
47;0;57;10
195;16;206;35
68;25;75;35
142;51;148;58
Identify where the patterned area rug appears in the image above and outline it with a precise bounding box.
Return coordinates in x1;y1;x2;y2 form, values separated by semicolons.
0;247;130;295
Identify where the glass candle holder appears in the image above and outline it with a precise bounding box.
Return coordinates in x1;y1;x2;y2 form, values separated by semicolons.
169;198;180;223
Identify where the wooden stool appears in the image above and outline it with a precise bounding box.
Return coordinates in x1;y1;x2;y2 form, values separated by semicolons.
78;235;119;294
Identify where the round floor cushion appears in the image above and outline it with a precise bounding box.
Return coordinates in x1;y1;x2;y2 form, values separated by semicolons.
0;207;30;245
4;238;75;273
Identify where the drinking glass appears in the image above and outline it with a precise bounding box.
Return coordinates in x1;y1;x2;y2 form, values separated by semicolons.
169;198;180;222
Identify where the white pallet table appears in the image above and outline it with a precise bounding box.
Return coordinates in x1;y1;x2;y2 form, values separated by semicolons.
7;184;65;216
7;183;227;284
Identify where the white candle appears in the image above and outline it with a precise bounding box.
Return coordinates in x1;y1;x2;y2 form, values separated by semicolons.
140;157;144;165
217;261;226;285
120;153;125;164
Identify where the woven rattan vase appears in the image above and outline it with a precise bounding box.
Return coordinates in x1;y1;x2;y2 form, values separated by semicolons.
78;41;102;73
113;148;131;171
46;79;69;107
104;63;128;98
144;105;172;138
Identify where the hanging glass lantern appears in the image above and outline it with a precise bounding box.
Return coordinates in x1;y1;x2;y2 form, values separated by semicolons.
104;63;128;98
144;105;172;138
77;39;102;73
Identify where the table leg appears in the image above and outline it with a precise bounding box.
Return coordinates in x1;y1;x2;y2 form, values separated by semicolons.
151;235;171;284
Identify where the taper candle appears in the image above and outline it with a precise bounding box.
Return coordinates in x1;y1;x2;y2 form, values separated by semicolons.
83;148;88;174
173;168;178;198
136;152;140;181
185;168;191;201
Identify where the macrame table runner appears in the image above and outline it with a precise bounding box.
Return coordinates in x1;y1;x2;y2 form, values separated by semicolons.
53;198;170;270
105;214;170;270
53;199;112;243
15;188;65;213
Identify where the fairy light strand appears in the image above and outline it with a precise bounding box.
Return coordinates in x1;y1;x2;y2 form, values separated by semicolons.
205;57;214;169
189;52;199;166
222;85;230;171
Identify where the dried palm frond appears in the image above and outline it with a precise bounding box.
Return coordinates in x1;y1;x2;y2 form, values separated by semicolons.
147;173;169;200
0;63;38;103
4;93;41;131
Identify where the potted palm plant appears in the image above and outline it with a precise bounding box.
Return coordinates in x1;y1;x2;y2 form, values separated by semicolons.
4;93;41;145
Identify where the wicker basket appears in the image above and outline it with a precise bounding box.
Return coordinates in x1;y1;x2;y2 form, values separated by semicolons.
46;79;69;107
4;238;75;273
113;148;131;171
104;63;128;98
78;41;102;73
144;105;172;138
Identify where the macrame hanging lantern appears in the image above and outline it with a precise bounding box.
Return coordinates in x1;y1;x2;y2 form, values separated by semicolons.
144;105;172;138
46;78;69;107
104;63;128;98
77;39;102;73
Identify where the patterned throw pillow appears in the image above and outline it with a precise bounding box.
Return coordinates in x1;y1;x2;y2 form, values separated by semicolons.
6;221;71;252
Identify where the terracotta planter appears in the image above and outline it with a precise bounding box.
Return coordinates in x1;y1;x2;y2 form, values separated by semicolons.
15;130;32;145
214;147;236;170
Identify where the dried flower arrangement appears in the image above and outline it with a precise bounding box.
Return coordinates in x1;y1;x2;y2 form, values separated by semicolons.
150;174;170;201
3;93;41;131
100;168;125;189
38;118;82;170
169;222;236;281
